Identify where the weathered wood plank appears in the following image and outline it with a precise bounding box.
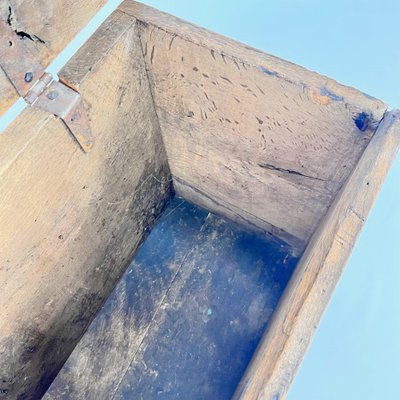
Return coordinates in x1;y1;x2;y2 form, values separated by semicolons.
59;9;133;92
45;198;299;400
0;11;171;399
233;110;400;400
0;0;108;116
119;1;388;251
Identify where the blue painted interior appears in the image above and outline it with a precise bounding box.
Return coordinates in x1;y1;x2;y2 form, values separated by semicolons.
113;197;299;399
47;197;299;399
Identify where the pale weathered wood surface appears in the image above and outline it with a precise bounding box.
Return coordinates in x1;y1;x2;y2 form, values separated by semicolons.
45;198;298;400
0;0;108;116
233;110;400;400
0;10;171;399
119;1;388;252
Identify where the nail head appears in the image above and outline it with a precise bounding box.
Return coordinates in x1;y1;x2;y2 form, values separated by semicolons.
47;90;59;100
71;112;80;122
24;72;33;83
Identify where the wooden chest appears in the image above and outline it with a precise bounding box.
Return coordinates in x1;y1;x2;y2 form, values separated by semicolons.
0;1;399;399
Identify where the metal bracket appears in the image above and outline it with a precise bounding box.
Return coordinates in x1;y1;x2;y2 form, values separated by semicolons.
0;17;93;152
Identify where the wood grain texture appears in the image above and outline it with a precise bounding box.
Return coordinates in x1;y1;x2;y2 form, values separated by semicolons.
233;110;400;400
119;1;387;252
45;198;298;400
0;12;171;399
0;0;108;116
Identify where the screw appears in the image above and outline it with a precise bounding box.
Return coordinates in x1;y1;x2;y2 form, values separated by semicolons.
47;90;59;100
24;72;33;83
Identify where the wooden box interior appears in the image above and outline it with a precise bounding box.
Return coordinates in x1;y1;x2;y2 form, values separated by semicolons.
45;196;300;400
0;1;399;400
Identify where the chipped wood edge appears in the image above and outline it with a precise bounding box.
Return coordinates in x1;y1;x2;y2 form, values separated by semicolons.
233;109;400;400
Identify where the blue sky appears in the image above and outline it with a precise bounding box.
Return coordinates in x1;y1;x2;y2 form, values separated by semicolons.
1;1;399;398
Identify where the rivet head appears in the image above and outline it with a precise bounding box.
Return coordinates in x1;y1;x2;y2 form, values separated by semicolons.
47;90;59;100
24;72;33;83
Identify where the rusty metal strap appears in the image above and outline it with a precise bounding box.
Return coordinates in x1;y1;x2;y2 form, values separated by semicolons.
0;17;93;152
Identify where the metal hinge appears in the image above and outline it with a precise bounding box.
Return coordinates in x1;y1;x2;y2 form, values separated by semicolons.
0;17;93;152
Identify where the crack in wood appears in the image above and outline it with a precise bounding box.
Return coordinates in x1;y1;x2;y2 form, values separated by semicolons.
258;163;327;182
349;207;365;222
